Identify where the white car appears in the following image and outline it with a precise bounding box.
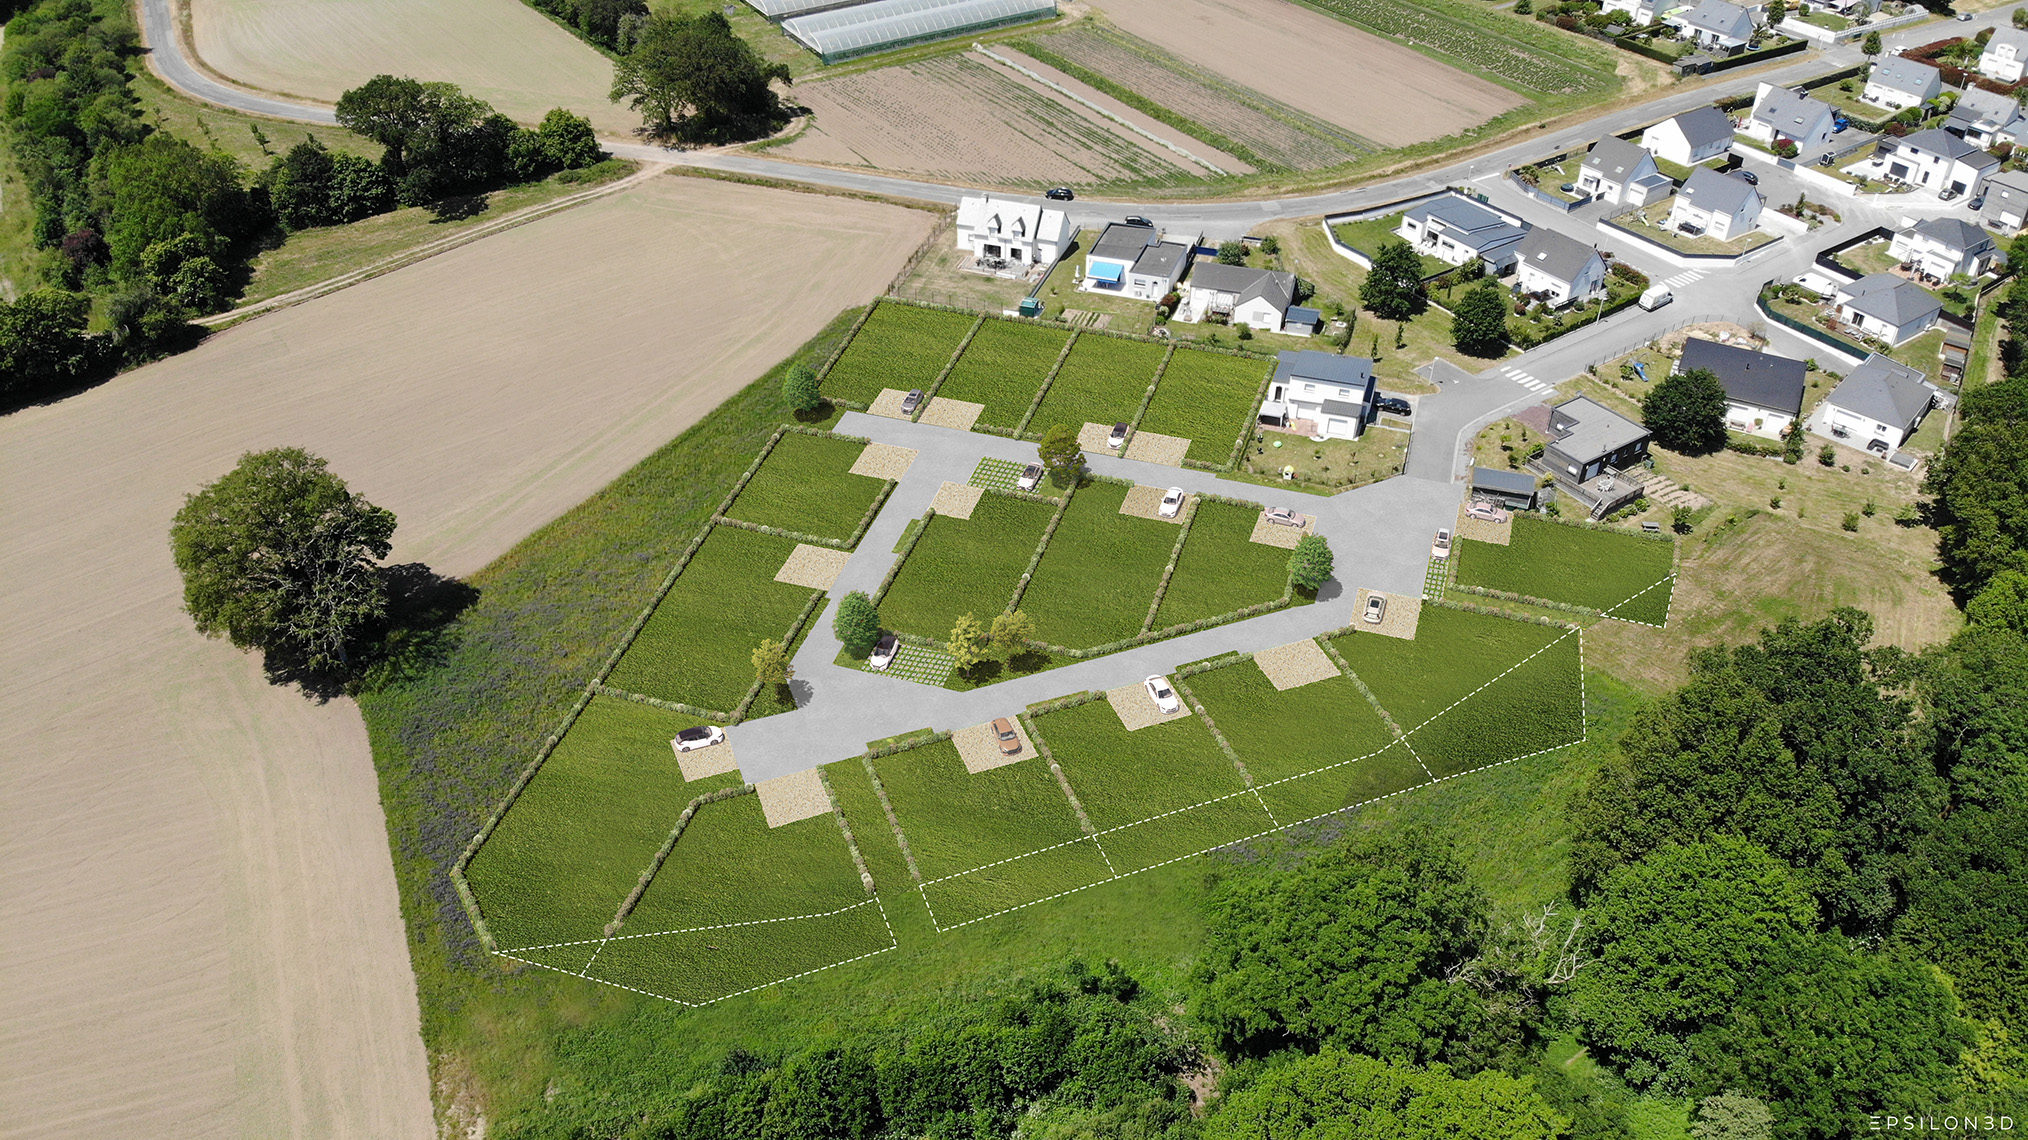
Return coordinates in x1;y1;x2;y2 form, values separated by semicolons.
673;726;725;753
1432;528;1453;559
1145;675;1179;714
869;632;899;670
1363;593;1387;624
1159;486;1186;519
1017;463;1043;491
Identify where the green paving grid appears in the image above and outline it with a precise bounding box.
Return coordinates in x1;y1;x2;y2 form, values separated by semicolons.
877;642;956;686
969;457;1026;492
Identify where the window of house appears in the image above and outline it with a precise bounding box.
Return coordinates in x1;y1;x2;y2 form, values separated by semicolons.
1338;387;1352;398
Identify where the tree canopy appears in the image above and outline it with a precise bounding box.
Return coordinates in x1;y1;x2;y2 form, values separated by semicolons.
1288;533;1333;591
1360;240;1427;321
1640;367;1727;455
1202;1052;1568;1140
1923;374;2028;598
832;591;880;655
610;11;792;143
1451;279;1510;357
1037;423;1082;486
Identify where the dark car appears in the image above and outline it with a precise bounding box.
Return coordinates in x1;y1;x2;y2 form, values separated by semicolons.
1970;195;1987;211
1045;187;1075;201
1375;396;1412;416
901;388;924;414
1123;215;1154;227
1107;422;1129;448
1733;170;1759;186
1942;187;1962;201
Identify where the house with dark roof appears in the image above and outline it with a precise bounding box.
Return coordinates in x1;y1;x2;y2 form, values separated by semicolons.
1863;57;1943;112
1394;193;1531;274
1980;25;2028;83
1182;262;1301;333
1470;465;1542;511
1515;229;1607;308
1979;169;2028;233
1641;106;1736;167
1668;167;1763;241
1083;222;1196;302
1578;137;1673;207
1260;351;1375;440
1536;397;1651;516
1677;337;1806;439
1888;217;2002;280
1743;82;1837;148
1875;129;2001;199
1810;353;1938;452
1946;87;2022;149
1667;0;1755;52
1833;273;1944;346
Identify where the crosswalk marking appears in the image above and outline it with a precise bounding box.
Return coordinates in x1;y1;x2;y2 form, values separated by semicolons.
1662;270;1705;288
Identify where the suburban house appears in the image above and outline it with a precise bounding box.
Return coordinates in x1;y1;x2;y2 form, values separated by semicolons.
1469;466;1542;511
1979;169;2028;232
1979;26;2028;84
1640;106;1736;167
1602;0;1666;23
1578;136;1673;207
1873;128;2001;198
1667;0;1756;52
1888;217;2003;280
1742;83;1838;149
1083;222;1195;302
1946;87;2022;148
1667;166;1763;241
1833;273;1944;345
1258;351;1375;440
1394;194;1531;274
1677;337;1806;439
1862;57;1944;112
1515;229;1608;308
1181;262;1301;332
1535;397;1652;516
1810;353;1938;452
954;195;1067;269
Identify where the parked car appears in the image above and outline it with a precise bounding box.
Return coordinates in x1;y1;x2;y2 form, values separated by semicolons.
1970;195;1987;211
1363;593;1387;625
1464;501;1507;523
992;717;1023;755
901;388;924;414
1045;186;1075;201
1145;675;1179;714
1833;116;1850;133
1432;528;1453;559
1017;462;1043;491
1958;10;1974;19
1123;215;1154;227
1733;170;1759;186
870;632;899;670
1375;395;1412;416
1159;486;1186;518
673;725;725;752
1264;506;1304;527
1942;187;1962;201
1818;153;1837;168
1107;422;1129;448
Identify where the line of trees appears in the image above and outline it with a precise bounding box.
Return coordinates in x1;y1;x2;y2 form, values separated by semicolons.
609;11;793;143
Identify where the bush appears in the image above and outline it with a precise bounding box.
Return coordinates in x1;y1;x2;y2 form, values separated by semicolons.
1842;512;1861;532
832;591;880;654
1288;533;1333;590
1818;443;1837;466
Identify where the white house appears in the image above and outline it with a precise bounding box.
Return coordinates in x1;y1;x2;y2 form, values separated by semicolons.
1515;228;1608;308
1888;217;2002;280
1678;337;1806;439
1641;106;1736;167
1979;26;2028;84
1259;351;1375;440
1862;57;1943;112
1742;83;1838;148
1979;169;2028;233
1083;222;1195;302
1875;128;2001;198
1577;137;1673;207
1668;166;1763;241
1394;194;1531;274
1602;0;1663;22
1182;262;1299;331
1810;353;1938;453
954;195;1067;268
1947;87;2023;148
1833;273;1945;345
1667;0;1755;52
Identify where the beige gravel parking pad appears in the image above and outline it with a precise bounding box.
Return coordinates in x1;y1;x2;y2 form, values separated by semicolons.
1249;510;1316;548
952;718;1037;773
868;388;913;419
1455;505;1512;545
930;480;984;519
1119;483;1186;523
919;397;984;431
776;543;851;590
756;769;832;827
1107;682;1191;731
1253;639;1341;691
851;441;918;480
674;736;740;781
1124;430;1189;467
1351;589;1421;640
1078;421;1121;452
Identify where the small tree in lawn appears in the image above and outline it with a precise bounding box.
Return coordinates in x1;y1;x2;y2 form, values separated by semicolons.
1216;240;1249;265
752;638;793;686
1038;422;1082;487
1863;30;1882;58
781;363;823;415
990;609;1035;654
947;612;990;672
1451;279;1510;357
832;590;880;655
1767;0;1786;25
1288;533;1334;592
1360;239;1427;321
1640;367;1728;455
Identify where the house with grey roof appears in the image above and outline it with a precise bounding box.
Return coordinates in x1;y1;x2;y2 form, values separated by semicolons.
1083;222;1196;302
1469;465;1541;511
1668;0;1755;52
1641;106;1736;167
1677;337;1805;439
1947;87;2022;149
1979;169;2028;233
1833;273;1944;346
1537;397;1652;516
1888;217;2002;281
1578;136;1673;207
1667;167;1763;241
1876;128;2001;199
1394;193;1530;273
1863;57;1943;112
1182;262;1301;333
1260;351;1375;440
1515;229;1607;308
1810;353;1939;452
1743;82;1837;148
1980;26;2028;84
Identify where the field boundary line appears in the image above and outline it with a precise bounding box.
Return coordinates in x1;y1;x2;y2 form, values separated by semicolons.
916;312;987;418
605;783;756;937
859;755;925;883
1394;626;1578;742
1007;483;1076;612
1142;496;1198;633
1016;328;1080;436
1596;572;1676;628
917;829;1100;888
513;898;887;953
1175;674;1257;786
1125;342;1179;451
973;44;1229;176
1318;635;1410;741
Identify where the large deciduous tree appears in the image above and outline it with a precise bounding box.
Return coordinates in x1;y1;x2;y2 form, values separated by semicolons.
1288;533;1333;591
1201;1052;1569;1140
832;591;880;655
1923;376;2028;598
610;12;792;143
1037;423;1082;486
1640;367;1728;455
1360;239;1427;321
0;287;100;399
1450;278;1510;357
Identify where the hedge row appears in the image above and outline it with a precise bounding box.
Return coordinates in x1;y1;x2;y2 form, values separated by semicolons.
607;783;756;936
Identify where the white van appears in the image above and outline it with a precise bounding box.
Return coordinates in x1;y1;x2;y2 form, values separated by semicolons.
1638;284;1673;311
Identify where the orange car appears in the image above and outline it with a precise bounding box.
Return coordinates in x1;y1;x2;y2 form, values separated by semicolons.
992;717;1022;755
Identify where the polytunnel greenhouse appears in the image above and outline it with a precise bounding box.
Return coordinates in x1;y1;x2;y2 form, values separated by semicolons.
770;0;1057;63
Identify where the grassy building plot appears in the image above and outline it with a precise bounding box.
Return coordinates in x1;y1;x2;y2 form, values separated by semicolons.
1152;500;1293;626
880;494;1055;638
1405;632;1583;778
1136;349;1271;464
584;899;894;1005
922;840;1116;928
463;696;720;952
1182;661;1396;785
618;792;865;935
1028;336;1168;434
870;740;1086;879
1456;517;1674;623
822;303;977;406
1255;741;1430;823
606;527;818;712
936;319;1072;429
724;433;886;542
1020;481;1177;647
1329;605;1565;731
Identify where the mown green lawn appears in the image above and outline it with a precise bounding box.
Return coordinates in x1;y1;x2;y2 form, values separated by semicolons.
1405;632;1584;778
1037;699;1249;830
724;432;884;542
934;318;1069;428
621;791;866;934
822;302;977;406
1180;657;1397;785
870;740;1085;880
1455;516;1675;621
1329;605;1566;730
588;897;895;1005
1028;334;1168;433
1020;481;1179;648
1153;499;1291;627
879;494;1054;639
1254;741;1431;824
1136;349;1272;464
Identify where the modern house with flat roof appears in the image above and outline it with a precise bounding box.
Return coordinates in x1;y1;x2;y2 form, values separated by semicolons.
1536;396;1651;517
1677;337;1805;439
1470;465;1542;510
1394;194;1530;274
1641;106;1736;167
1833;273;1944;346
1260;351;1375;441
1810;353;1938;453
1083;222;1195;302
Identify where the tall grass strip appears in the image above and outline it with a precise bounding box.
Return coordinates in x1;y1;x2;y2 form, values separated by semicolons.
1016;329;1082;436
917;312;988;418
1141;497;1199;634
873;508;935;605
1007;484;1078;613
820;768;879;894
606;784;755;936
859;754;924;883
1317;636;1407;741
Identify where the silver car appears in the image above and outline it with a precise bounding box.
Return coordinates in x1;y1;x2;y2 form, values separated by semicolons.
1363;594;1387;624
1264;506;1303;527
869;632;899;670
1017;463;1043;491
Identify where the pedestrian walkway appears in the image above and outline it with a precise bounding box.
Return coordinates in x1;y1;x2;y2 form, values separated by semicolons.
1660;269;1706;289
1496;364;1555;393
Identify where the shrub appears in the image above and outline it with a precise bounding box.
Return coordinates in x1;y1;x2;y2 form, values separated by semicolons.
1842;512;1861;532
1818;444;1837;466
832;591;880;654
1288;534;1334;590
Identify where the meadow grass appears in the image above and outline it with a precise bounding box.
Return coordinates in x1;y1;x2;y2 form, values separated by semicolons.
1329;605;1565;729
724;433;885;542
1405;631;1583;778
604;526;817;711
1456;516;1675;618
1254;741;1430;825
1180;660;1396;784
878;494;1054;638
586;901;896;1005
920;840;1117;928
1136;349;1270;464
1020;481;1176;647
622;793;865;935
822;302;976;405
1034;699;1250;830
935;318;1070;427
1153;499;1290;626
870;740;1084;880
1094;795;1277;874
1029;335;1167;431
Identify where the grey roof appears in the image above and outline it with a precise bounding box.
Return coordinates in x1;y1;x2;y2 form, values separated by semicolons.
1089;222;1160;261
1983;169;2028;202
1828;354;1934;428
1583;136;1655;182
1284;306;1322;325
1548;397;1649;461
1752;86;1835;134
1896;128;2002;170
1984;26;2028;57
1677;165;1761;217
1516;228;1603;285
1403;196;1530;252
1658;105;1735;150
1836;273;1944;328
1867;57;1943;98
1674;0;1753;40
1274;350;1374;392
1131;241;1190;279
1471;466;1540;495
1319;398;1368;417
1678;337;1806;416
1188;262;1295;311
1949;87;2020;131
1910;216;1997;258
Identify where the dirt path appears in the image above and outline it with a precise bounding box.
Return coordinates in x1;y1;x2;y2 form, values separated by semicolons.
0;175;932;1138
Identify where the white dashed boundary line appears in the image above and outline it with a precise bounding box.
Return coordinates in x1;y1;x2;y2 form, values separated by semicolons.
502;898;887;953
1597;572;1676;628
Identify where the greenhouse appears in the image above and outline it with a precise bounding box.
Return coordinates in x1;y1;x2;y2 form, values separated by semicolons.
780;0;1057;62
743;0;864;20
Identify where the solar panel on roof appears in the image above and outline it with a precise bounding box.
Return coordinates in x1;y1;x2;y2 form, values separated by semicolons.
782;0;1056;61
